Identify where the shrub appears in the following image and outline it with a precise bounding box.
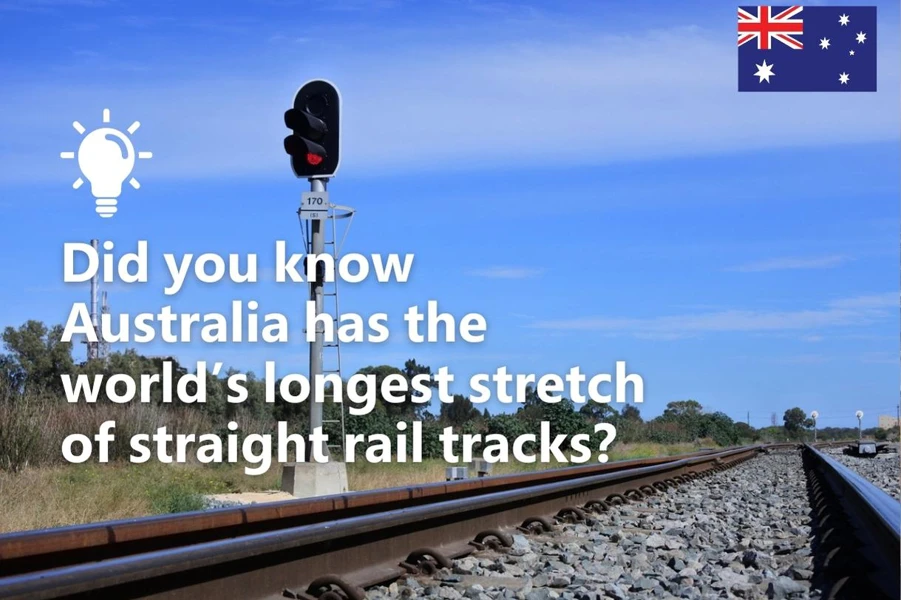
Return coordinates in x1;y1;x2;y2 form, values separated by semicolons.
148;482;206;514
0;387;45;472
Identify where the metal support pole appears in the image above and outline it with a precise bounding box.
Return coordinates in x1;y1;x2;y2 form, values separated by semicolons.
308;178;327;459
89;239;99;361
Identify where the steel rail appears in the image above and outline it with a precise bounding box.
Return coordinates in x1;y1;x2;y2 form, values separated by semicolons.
801;444;900;600
0;447;727;575
0;446;761;600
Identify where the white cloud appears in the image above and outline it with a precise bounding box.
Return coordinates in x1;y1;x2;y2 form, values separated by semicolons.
829;293;900;309
726;255;850;272
0;0;108;12
529;292;897;338
466;266;544;279
775;354;832;365
267;34;311;44
858;352;898;365
0;21;898;183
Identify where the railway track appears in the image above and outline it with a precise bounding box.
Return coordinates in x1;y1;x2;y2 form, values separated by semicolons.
0;443;895;599
0;448;730;575
801;444;900;600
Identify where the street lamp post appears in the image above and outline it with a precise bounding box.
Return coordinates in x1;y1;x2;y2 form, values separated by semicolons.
811;411;819;443
855;410;864;440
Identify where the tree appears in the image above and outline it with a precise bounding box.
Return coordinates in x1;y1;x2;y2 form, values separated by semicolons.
734;422;758;441
621;405;642;422
440;394;480;427
580;403;618;424
660;400;705;440
698;412;738;446
401;359;438;417
353;365;406;417
645;420;686;444
662;400;703;420
539;398;586;440
486;414;532;450
783;407;808;434
617;404;643;443
522;384;542;408
2;321;74;393
240;370;268;419
0;354;25;391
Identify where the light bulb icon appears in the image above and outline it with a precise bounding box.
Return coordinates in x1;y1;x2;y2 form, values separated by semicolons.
61;109;152;218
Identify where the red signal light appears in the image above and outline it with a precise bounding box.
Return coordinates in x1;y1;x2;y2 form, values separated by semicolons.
306;153;323;166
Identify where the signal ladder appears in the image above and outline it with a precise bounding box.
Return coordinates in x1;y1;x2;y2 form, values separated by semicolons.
298;199;355;460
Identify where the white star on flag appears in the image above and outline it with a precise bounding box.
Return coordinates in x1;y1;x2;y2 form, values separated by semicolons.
839;72;850;84
856;31;867;43
849;49;855;56
754;60;775;83
819;37;830;49
839;14;850;26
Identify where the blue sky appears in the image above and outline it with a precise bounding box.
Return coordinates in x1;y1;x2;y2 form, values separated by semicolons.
0;0;898;429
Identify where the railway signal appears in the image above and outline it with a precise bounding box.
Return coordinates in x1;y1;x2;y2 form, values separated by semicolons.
279;80;353;499
284;80;341;178
282;79;344;464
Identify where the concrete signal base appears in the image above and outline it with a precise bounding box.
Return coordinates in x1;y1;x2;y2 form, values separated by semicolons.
280;462;349;498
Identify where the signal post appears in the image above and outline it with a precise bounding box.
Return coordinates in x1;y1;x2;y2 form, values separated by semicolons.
279;79;349;498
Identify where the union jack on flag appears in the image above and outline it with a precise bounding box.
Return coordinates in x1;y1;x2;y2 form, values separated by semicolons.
737;5;877;92
737;5;804;50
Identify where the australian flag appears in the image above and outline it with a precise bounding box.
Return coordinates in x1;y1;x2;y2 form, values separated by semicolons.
738;6;877;91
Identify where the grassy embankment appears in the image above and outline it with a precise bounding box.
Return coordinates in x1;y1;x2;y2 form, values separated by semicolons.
0;442;702;533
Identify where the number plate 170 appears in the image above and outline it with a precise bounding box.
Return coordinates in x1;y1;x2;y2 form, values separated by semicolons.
300;192;329;220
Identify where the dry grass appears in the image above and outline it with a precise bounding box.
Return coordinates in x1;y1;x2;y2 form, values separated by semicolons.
0;461;279;533
0;389;219;472
1;387;725;532
608;442;706;460
0;440;717;534
345;458;559;490
344;442;711;489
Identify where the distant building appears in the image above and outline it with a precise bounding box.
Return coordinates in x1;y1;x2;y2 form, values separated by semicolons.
878;415;899;430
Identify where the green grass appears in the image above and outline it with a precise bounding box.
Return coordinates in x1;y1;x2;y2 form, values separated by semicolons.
148;482;206;514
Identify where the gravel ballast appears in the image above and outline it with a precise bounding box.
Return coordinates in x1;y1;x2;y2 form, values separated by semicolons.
823;447;901;500
369;452;820;600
